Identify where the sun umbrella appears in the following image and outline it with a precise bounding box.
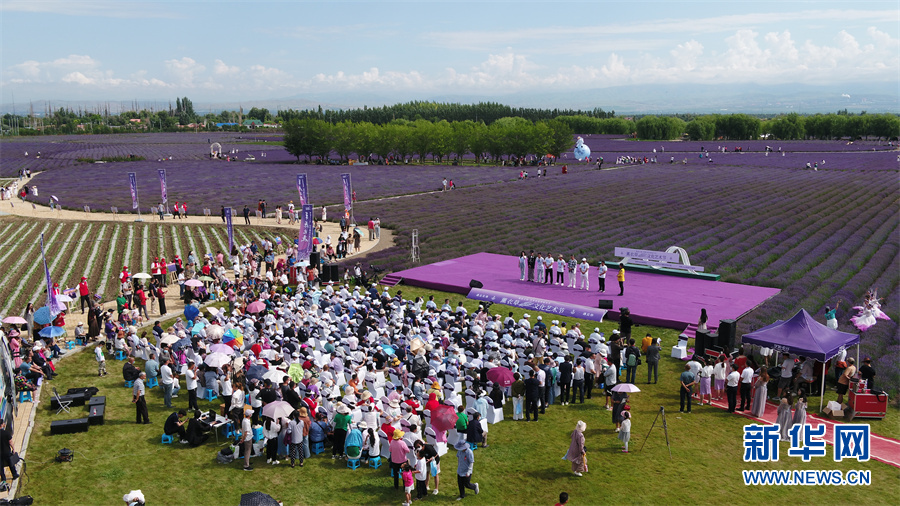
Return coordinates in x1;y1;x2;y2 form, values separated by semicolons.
246;301;266;314
191;322;206;335
33;306;53;325
409;337;425;356
184;279;204;287
160;334;179;346
430;404;458;433
263;369;288;383
210;343;234;355
486;366;514;387
39;326;66;338
612;383;642;393
199;276;215;282
183;305;200;320
132;272;152;279
261;400;295;421
204;352;232;368
312;237;322;245
288;363;304;383
206;324;225;341
2;316;27;324
56;294;73;303
381;344;396;356
172;337;192;351
207;307;222;316
240;491;279;506
246;365;267;381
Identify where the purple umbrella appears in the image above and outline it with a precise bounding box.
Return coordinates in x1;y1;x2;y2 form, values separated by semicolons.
486;366;514;387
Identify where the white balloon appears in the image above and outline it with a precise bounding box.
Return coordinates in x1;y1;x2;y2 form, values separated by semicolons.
574;144;591;161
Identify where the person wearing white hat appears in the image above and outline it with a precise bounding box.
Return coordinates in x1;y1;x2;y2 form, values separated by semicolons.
578;258;590;290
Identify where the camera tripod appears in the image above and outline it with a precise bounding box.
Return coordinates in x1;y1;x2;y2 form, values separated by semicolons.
639;406;672;458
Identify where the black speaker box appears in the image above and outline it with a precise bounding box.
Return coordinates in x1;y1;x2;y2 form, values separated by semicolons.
87;395;106;407
718;319;737;351
88;405;105;425
706;333;719;355
469;279;483;289
309;251;321;266
694;329;710;356
50;418;89;435
598;300;613;309
329;264;339;282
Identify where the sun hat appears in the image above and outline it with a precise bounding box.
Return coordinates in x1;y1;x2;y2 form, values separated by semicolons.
454;439;470;451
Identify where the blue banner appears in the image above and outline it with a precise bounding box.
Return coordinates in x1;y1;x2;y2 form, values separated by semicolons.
158;169;168;204
224;207;234;253
341;173;352;211
297;204;314;261
128;172;138;209
297;174;309;207
467;287;608;323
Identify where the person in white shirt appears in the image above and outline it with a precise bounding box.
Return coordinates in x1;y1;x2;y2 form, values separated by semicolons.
777;352;794;398
95;344;107;377
241;410;254;471
578;259;590;290
597;261;608;293
726;367;741;412
712;356;729;400
739;365;754;411
185;361;199;411
161;361;176;408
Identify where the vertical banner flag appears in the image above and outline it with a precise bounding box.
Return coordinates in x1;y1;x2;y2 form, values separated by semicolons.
297;204;314;261
128;172;138;209
297;174;309;207
41;233;64;315
224;207;234;253
158;169;168;204
341;173;352;211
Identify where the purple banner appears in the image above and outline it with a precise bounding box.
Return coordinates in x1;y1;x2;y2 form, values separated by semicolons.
224;207;234;253
158;169;168;204
128;172;138;209
467;288;608;323
297;174;309;207
297;204;314;261
41;233;65;316
341;173;352;211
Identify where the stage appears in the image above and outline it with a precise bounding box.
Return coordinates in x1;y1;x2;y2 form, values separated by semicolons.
382;252;781;331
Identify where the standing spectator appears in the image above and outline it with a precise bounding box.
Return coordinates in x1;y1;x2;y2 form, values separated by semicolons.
0;420;19;484
78;276;91;313
726;364;740;412
454;438;479;500
563;420;587;476
390;429;410;490
646;338;660;384
618;411;632;453
161;359;175;408
185;361;199;411
243;205;251;225
558;356;573;406
679;364;695;413
571;359;585;404
524;370;540;421
133;373;149;424
510;373;525;420
739;360;754;411
836;357;856;405
624;339;640;384
617;263;626;296
241;410;254;471
367;217;375;240
95;343;107;377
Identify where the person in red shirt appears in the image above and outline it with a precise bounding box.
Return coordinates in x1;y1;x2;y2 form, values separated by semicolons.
555;492;569;506
367;218;375;240
135;285;148;320
173;202;180;218
151;257;162;284
160;257;168;284
78;276;91;313
120;266;130;284
181;202;187;217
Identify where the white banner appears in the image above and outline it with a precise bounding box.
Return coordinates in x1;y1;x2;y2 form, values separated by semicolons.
614;247;680;263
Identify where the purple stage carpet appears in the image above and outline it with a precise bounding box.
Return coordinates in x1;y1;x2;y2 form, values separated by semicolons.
383;253;780;330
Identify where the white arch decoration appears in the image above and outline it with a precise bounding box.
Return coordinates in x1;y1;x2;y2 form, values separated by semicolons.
210;142;222;156
664;246;699;274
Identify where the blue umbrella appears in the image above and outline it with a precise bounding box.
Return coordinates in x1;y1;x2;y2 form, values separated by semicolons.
33;306;53;325
381;344;396;356
183;305;200;320
173;337;192;351
191;322;206;335
39;326;66;338
246;365;267;381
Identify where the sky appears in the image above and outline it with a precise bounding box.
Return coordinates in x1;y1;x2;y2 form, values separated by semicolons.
1;0;898;110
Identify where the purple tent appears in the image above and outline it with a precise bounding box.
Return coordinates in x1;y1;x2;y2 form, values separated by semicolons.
742;308;859;410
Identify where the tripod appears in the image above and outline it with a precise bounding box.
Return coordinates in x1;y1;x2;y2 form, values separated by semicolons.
639;406;672;458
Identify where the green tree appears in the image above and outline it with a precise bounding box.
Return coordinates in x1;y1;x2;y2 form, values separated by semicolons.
283;118;331;161
541;119;574;157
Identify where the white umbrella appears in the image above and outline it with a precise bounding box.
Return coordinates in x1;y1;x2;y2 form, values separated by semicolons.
207;307;222;316
184;279;203;287
204;352;231;368
611;383;641;393
258;349;277;360
263;369;288;383
56;294;73;302
206;324;225;341
132;272;152;279
160;334;179;346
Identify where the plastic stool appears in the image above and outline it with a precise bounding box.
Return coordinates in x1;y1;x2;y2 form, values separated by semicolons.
18;391;33;403
146;376;159;389
202;388;218;402
347;458;361;470
65;341;76;350
368;456;382;469
311;441;325;455
161;434;174;444
75;338;84;346
115;350;126;360
469;442;478;450
222;422;237;439
124;380;134;388
253;427;264;442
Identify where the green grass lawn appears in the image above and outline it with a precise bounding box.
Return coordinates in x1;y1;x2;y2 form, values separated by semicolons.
19;289;900;505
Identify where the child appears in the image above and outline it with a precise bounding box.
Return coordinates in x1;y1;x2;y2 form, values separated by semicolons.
401;463;414;506
95;343;107;377
619;411;631;453
414;448;428;500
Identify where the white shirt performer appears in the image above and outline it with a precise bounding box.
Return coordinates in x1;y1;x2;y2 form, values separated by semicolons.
578;258;590;291
597;261;608;293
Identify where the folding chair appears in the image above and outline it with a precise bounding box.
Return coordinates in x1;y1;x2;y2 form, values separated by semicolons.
53;387;72;414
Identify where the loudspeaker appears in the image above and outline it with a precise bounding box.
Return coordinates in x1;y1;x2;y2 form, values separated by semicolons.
718;319;737;351
598;300;613;310
88;404;105;425
66;387;97;398
329;265;339;282
87;396;106;407
694;329;710;356
706;333;719;355
469;279;483;289
50;418;90;435
320;265;331;283
309;251;321;267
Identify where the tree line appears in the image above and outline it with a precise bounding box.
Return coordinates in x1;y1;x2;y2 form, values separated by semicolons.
282;117;575;163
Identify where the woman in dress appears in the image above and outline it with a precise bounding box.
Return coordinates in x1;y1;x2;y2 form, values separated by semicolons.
790;395;807;439
824;302;840;330
698;308;708;332
750;367;770;417
9;334;22;368
518;251;527;281
618;411;632;453
776;397;793;441
564;420;588;476
850;304;877;332
698;358;714;406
